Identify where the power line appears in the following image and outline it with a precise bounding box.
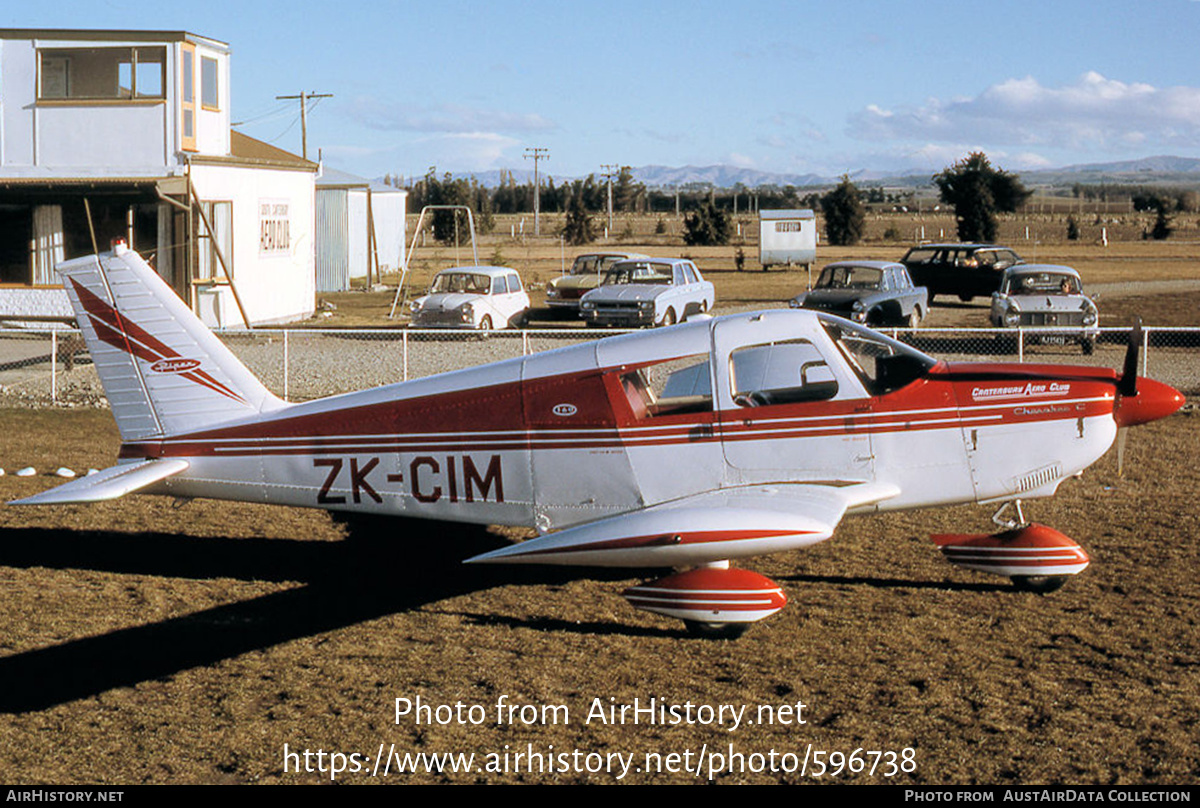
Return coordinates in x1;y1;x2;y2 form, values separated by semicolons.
275;91;333;160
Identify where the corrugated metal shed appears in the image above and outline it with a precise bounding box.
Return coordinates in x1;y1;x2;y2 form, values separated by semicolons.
315;168;406;292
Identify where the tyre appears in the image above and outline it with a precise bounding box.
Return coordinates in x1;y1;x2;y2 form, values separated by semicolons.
683;620;749;639
479;315;492;330
1011;575;1068;594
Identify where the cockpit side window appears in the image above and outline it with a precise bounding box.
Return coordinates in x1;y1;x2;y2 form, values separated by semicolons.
729;339;839;407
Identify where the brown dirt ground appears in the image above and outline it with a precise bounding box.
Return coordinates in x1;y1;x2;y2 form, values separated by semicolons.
0;401;1197;785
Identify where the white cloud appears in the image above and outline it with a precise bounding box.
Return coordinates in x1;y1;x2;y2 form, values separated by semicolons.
412;132;522;172
850;72;1200;153
345;96;556;134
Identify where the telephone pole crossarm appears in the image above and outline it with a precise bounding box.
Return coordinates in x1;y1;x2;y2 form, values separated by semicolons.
276;91;334;161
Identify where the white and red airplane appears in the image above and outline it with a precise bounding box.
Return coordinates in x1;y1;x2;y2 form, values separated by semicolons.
11;245;1184;637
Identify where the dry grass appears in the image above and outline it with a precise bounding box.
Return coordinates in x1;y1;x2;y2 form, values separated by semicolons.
311;212;1200;328
0;402;1197;785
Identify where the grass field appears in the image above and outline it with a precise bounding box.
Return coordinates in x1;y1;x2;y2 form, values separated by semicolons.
0;406;1197;784
315;211;1200;328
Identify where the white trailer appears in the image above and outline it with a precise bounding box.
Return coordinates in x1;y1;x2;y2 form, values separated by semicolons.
758;209;816;271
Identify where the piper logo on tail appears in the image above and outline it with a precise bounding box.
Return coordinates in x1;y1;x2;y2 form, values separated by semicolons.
150;358;202;374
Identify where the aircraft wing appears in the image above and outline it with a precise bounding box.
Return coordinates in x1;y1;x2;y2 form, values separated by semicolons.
466;481;901;567
8;459;190;506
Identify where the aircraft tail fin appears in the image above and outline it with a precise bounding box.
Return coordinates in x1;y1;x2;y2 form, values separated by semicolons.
58;244;286;441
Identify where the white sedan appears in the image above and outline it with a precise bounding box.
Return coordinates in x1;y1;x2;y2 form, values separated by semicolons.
579;258;715;328
410;266;531;329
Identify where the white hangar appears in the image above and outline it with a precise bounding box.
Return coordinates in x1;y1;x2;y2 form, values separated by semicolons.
0;29;318;327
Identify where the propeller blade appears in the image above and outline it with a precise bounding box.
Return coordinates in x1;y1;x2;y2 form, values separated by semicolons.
1116;427;1128;476
1119;317;1142;398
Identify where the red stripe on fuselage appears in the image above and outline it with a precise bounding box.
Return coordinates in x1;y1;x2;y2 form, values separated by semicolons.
115;362;1117;460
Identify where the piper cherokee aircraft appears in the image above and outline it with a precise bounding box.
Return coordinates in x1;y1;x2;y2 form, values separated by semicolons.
11;244;1184;637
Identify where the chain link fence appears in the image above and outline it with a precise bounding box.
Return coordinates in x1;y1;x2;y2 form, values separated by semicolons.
1;325;1197;407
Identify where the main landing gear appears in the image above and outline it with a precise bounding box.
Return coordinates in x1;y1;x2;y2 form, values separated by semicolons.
622;563;786;640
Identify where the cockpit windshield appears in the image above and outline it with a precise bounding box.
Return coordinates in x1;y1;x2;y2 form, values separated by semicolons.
819;315;937;394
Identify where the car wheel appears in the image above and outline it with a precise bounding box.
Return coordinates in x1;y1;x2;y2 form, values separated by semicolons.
479;315;492;330
959;295;974;303
1082;338;1095;355
907;309;920;329
659;308;676;328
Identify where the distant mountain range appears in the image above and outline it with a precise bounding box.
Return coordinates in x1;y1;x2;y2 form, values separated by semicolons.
383;155;1200;191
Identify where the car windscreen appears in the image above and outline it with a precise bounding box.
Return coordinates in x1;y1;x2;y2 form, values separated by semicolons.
815;266;882;290
431;272;491;294
1007;273;1079;294
903;248;938;264
602;262;673;285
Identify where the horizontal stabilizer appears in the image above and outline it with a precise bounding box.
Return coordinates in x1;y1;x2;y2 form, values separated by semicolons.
8;459;189;505
466;481;900;567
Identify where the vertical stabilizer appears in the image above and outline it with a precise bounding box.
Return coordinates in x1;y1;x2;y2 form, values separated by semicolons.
58;245;286;441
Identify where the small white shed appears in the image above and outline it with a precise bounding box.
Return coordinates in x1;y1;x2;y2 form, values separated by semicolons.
758;209;816;270
316;168;407;292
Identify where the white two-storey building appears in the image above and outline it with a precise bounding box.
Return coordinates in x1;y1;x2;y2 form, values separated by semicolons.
0;29;317;326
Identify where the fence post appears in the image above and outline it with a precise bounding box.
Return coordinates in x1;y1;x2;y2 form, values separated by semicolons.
403;330;409;381
1017;329;1025;363
523;329;530;356
1142;326;1149;377
50;330;57;403
283;329;290;402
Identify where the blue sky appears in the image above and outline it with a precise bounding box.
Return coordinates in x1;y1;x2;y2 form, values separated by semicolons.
6;0;1200;182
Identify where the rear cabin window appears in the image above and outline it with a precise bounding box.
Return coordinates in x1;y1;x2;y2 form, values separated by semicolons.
619;354;712;419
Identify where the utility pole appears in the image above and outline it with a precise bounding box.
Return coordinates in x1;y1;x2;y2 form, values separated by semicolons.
601;164;619;233
524;147;548;235
276;90;333;161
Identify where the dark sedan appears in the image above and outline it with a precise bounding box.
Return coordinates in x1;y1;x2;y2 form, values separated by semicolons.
789;261;927;328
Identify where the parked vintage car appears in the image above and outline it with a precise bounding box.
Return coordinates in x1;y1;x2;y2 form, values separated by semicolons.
579;257;715;328
900;243;1023;302
409;266;530;329
989;264;1099;354
545;252;649;312
788;261;927;328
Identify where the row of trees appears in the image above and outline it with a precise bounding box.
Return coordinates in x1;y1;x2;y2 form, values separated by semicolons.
779;153;1033;247
402;153;1185;247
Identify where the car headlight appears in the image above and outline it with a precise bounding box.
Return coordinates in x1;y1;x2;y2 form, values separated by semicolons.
410;300;421;313
789;298;801;309
547;287;560;298
1003;304;1021;327
638;301;654;311
1081;303;1098;326
581;300;595;310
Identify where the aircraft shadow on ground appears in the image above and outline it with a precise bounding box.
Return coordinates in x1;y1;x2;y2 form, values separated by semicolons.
0;522;630;713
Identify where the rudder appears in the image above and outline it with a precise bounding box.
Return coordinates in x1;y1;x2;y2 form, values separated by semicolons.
58;244;286;441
